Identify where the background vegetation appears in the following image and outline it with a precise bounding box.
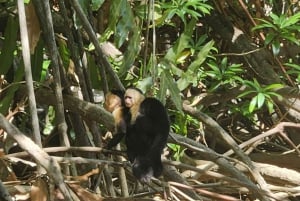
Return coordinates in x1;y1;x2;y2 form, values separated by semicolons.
0;0;300;200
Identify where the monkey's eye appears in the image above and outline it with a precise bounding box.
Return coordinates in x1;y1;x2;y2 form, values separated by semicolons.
125;96;132;100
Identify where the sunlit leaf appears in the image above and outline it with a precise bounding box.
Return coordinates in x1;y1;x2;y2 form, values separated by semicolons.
115;0;135;48
176;50;191;64
102;0;122;41
249;96;257;113
118;28;141;76
161;70;182;111
136;77;153;93
264;83;283;90
271;39;281;56
188;40;215;71
165;19;196;62
41;60;50;82
280;12;300;28
257;93;265;108
266;100;274;113
266;92;283;100
270;13;279;22
252;18;276;31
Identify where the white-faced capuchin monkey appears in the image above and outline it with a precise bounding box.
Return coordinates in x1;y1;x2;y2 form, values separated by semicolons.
105;87;170;183
104;90;130;148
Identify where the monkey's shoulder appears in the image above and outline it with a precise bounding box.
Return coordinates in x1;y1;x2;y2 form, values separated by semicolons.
140;97;166;110
138;97;169;123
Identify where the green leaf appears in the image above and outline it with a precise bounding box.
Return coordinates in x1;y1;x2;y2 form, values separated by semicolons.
167;143;179;152
160;59;183;77
157;72;168;105
266;92;283;100
285;63;300;70
57;39;70;70
118;28;141;77
165;19;196;62
87;53;102;89
176;69;197;91
252;19;277;31
280;12;300;28
243;79;261;91
270;13;279;22
264;83;283;90
208;82;221;92
281;34;300;45
136;77;153;93
0;16;18;75
176;77;190;91
264;33;276;45
257;93;265;108
160;70;182;111
286;25;300;31
102;0;122;41
207;61;220;74
249;96;257;113
266;100;274;113
176;50;191;64
271;39;281;56
31;39;44;81
188;40;215;71
41;60;50;82
0;65;24;114
115;0;135;48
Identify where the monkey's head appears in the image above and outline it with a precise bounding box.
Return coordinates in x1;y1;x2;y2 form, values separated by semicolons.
104;92;122;113
124;88;145;108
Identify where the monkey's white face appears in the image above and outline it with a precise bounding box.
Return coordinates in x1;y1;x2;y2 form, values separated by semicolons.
124;88;143;108
124;96;133;108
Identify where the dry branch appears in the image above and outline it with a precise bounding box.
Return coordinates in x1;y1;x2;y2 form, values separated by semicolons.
0;113;74;201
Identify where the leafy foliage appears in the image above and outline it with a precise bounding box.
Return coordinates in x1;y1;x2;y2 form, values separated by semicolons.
286;63;300;84
238;79;283;113
204;57;243;91
253;12;300;55
159;0;212;25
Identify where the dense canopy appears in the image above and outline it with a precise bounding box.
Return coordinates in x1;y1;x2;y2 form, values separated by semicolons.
0;0;300;200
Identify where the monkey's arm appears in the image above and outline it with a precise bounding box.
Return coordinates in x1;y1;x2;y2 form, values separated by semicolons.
107;132;125;149
148;132;168;157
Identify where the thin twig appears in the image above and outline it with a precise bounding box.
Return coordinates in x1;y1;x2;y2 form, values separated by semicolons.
17;0;41;147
